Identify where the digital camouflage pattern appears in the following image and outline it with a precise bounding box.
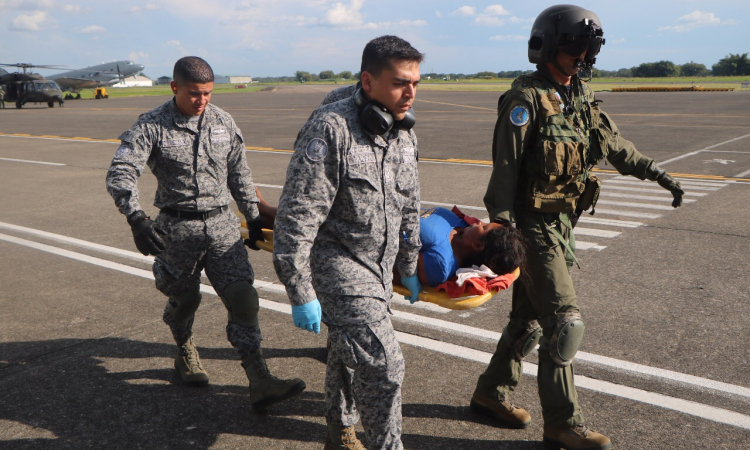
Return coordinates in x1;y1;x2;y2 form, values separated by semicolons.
320;84;358;107
273;95;421;311
273;95;419;450
326;308;405;450
478;68;660;428
106;99;259;222
106;98;262;356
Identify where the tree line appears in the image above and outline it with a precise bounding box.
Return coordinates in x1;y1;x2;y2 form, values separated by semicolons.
254;53;749;83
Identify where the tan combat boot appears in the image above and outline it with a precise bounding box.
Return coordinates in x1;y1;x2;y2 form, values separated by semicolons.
470;392;531;429
543;424;612;450
242;349;306;412
175;336;209;387
323;425;366;450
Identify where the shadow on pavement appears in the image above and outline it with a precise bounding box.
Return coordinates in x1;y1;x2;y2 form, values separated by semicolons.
1;338;541;449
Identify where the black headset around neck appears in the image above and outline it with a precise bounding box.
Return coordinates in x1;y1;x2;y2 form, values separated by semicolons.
353;88;415;136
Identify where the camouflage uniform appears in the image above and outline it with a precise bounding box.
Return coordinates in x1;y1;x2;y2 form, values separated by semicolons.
0;88;5;108
477;68;657;427
320;83;358;106
106;98;263;356
273;96;421;450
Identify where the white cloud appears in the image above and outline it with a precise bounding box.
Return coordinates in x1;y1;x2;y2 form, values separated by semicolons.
611;37;626;44
489;34;526;41
474;15;504;26
324;0;364;26
167;40;181;46
145;3;159;10
435;10;442;18
62;4;79;13
79;24;104;33
484;5;510;16
128;4;160;13
658;10;726;32
128;51;149;64
9;10;45;31
451;6;475;16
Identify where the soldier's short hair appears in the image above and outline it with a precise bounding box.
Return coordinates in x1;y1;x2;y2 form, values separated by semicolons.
360;35;424;77
173;57;214;85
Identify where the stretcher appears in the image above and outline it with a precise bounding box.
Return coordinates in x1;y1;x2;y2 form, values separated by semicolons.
239;220;519;310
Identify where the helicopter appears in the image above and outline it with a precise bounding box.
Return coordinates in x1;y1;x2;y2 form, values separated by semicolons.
0;63;66;109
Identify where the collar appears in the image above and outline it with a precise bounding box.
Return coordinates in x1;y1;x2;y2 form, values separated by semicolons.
169;97;208;131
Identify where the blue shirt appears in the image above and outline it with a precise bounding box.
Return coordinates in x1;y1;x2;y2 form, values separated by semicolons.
420;208;468;287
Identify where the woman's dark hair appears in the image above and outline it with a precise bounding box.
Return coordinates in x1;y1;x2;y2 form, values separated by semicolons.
471;222;528;277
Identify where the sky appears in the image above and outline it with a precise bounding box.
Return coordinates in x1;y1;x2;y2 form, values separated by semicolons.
1;0;749;78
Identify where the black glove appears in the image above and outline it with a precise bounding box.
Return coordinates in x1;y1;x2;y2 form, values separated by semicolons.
127;210;167;255
243;219;265;251
645;162;684;208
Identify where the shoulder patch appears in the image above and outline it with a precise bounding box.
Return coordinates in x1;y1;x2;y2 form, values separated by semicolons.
115;144;131;158
306;138;328;161
509;105;530;127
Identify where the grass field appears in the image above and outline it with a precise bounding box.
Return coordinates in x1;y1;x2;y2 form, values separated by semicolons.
67;75;750;99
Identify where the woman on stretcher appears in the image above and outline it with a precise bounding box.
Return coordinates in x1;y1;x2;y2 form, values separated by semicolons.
253;188;526;297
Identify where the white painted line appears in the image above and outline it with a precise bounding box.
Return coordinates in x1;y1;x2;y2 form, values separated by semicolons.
576;217;643;228
605;185;706;197
396;333;750;431
591;209;662;219
604;179;720;191
735;168;750;178
6;228;750;406
613;176;729;188
0;221;153;264
595;200;676;211
599;192;696;203
573;228;621;238
658;133;750;166
421;201;485;212
575;241;607;251
0;157;66;166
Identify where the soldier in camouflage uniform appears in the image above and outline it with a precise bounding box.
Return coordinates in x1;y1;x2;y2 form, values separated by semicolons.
320;83;359;107
106;56;305;412
471;6;684;450
274;36;424;450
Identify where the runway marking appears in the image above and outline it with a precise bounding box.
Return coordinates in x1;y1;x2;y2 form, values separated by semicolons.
657;133;750;166
606;185;706;196
4;225;750;407
572;227;621;238
576;217;643;228
735;168;750;178
603;179;720;191
8;222;750;429
0;157;65;166
595;200;678;211
397;333;750;431
416;99;496;111
598;192;696;203
2;132;750;181
592;209;662;219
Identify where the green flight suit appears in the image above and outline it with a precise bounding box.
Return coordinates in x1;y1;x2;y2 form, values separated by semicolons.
475;67;655;428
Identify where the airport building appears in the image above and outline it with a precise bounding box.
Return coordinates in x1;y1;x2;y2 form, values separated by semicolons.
215;75;253;84
112;75;154;88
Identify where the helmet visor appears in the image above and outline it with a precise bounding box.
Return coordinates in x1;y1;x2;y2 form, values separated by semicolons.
559;36;589;57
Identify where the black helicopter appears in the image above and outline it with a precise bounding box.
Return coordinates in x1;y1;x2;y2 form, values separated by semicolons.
0;63;66;108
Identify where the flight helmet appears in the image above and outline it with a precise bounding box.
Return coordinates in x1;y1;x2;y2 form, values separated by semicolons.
528;4;605;70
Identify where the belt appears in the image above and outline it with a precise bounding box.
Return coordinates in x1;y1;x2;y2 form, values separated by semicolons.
161;205;228;220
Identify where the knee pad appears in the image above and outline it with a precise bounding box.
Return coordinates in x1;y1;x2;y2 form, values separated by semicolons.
548;312;585;366
500;320;543;361
222;280;260;328
167;289;202;322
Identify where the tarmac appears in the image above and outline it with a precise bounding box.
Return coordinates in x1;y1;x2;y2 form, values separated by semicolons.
1;85;749;449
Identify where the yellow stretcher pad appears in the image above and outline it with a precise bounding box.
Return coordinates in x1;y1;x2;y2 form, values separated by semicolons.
239;219;517;310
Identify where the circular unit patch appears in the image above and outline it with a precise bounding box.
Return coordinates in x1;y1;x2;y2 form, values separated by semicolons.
115;144;131;158
306;138;328;161
509;105;530;127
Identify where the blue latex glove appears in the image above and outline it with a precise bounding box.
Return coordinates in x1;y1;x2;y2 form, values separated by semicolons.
401;275;422;304
291;299;321;334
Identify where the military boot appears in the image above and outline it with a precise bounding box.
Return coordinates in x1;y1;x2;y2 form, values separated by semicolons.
175;336;209;387
470;392;531;429
323;425;366;450
543;424;611;450
241;349;306;412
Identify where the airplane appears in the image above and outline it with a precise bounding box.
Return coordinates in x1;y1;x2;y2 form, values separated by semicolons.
47;60;144;95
